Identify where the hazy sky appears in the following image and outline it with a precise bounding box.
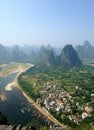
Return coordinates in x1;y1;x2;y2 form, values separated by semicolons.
0;0;94;46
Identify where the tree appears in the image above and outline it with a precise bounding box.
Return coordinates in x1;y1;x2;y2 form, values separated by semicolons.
40;127;47;130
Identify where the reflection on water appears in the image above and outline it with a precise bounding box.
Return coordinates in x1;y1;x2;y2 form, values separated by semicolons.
0;73;50;126
0;88;34;125
0;72;18;89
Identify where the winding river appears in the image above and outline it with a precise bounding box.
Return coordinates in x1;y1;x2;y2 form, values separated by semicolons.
0;67;48;126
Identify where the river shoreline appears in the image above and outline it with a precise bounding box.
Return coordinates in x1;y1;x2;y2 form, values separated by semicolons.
1;62;67;128
15;64;67;128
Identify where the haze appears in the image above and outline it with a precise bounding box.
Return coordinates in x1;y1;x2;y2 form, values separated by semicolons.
0;0;94;46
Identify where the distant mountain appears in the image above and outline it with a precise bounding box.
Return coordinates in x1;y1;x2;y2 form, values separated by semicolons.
11;45;28;62
46;49;55;66
0;43;82;67
58;44;82;66
0;44;10;63
76;41;94;60
83;40;92;48
36;44;82;67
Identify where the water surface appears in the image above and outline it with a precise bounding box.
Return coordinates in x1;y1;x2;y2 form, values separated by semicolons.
0;72;48;126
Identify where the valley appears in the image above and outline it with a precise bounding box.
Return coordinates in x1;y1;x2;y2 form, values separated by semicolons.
0;62;66;130
0;63;50;129
18;65;94;130
0;0;94;129
1;44;94;130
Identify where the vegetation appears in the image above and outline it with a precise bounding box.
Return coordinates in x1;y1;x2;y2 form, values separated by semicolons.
76;40;94;61
40;127;48;130
18;65;94;130
26;120;49;130
0;111;10;125
18;65;94;100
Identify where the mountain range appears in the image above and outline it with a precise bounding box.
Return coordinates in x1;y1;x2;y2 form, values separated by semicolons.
2;41;94;67
76;41;94;60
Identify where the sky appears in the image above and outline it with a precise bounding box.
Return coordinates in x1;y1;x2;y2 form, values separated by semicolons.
0;0;94;46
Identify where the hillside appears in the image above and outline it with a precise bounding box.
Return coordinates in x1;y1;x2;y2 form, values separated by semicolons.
0;44;82;67
58;45;82;66
33;44;82;67
76;41;94;60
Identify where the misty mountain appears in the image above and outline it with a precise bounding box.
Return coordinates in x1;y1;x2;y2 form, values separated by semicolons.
0;44;10;63
11;45;28;62
76;41;94;60
0;44;29;63
33;44;82;67
46;48;56;66
0;43;82;67
58;44;82;66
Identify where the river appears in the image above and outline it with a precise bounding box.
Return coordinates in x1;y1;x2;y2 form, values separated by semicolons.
0;68;49;126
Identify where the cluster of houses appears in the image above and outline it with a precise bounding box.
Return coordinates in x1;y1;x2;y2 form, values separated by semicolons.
36;82;91;125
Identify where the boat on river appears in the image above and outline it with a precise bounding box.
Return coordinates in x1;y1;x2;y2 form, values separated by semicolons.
20;109;25;114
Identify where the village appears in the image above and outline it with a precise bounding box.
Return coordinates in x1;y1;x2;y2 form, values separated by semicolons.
35;81;93;125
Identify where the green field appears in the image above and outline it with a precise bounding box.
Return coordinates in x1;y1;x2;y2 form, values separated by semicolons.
18;65;94;130
18;65;94;97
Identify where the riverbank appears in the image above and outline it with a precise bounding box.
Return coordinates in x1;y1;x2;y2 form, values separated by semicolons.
22;91;66;127
4;63;34;91
0;62;32;77
2;62;67;128
15;64;67;129
0;94;6;101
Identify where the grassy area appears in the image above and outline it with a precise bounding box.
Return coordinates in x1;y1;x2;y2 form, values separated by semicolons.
19;65;94;97
18;65;94;129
